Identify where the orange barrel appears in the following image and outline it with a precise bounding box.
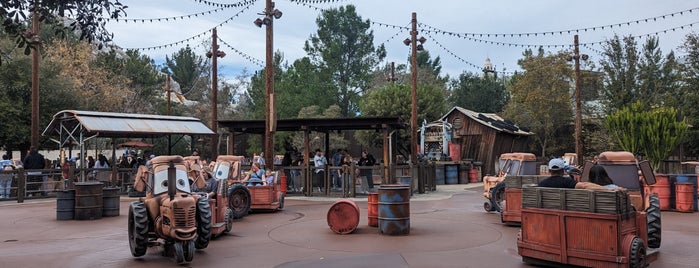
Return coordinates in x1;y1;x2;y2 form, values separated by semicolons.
367;192;379;227
468;168;479;183
675;182;695;213
650;175;671;211
378;184;410;235
327;199;360;234
74;182;103;220
280;172;287;195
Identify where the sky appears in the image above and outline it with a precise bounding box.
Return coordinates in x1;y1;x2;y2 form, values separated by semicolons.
104;0;699;80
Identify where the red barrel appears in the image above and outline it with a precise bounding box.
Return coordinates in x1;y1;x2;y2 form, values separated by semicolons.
468;168;479;183
378;184;410;236
648;175;671;211
280;172;287;195
368;193;378;227
676;182;694;213
327;199;360;234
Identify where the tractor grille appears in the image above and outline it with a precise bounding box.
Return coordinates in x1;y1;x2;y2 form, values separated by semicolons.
173;207;196;229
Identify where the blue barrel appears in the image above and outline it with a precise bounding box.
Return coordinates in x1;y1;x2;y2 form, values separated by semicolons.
56;190;75;220
435;165;445;185
445;165;458;184
378;184;410;235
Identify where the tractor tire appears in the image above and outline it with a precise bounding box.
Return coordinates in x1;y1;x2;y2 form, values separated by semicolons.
184;240;195;262
490;181;506;212
194;197;212;249
173;241;185;264
128;201;149;257
278;192;285;210
646;193;662;248
228;184;251;219
628;237;647;268
483;200;494;212
223;208;233;234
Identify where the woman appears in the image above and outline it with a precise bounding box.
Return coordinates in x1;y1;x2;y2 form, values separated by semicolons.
93;154;110;185
243;162;265;186
589;165;619;188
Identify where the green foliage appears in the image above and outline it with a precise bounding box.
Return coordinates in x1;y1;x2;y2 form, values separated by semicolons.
607;102;688;171
449;71;509;113
303;4;385;117
599;35;639;113
163;46;208;101
503;48;573;157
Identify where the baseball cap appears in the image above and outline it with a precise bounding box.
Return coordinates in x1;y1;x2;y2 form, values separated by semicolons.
548;158;566;171
0;160;11;167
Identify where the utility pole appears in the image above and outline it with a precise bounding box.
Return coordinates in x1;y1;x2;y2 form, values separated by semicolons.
387;62;397;83
207;28;226;159
30;3;41;149
567;35;588;160
403;13;426;166
255;0;282;168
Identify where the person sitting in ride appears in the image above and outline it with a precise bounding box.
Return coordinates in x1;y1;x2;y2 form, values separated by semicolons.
263;170;274;186
588;165;622;189
193;167;218;198
243;162;265;186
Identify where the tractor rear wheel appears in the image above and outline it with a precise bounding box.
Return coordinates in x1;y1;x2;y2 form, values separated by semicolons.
490;181;506;212
224;208;233;234
194;197;212;249
483;200;494;212
628;237;646;268
128;201;149;257
228;184;251;219
646;193;661;248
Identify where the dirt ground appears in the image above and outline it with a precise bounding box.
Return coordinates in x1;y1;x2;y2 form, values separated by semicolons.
0;184;698;268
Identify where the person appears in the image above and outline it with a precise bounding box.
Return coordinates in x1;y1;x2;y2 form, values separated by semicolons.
86;155;96;180
191;149;199;157
145;154;155;168
23;146;45;196
313;149;327;191
589;165;620;188
0;155;14;199
243;162;265;186
263;170;274;186
193;167;218;198
341;152;353;194
358;150;376;192
93;154;110;185
290;154;303;192
538;158;617;190
257;152;266;168
331;149;343;191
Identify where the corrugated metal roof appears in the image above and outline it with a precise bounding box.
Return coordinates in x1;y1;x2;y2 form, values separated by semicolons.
42;110;214;138
442;106;535;136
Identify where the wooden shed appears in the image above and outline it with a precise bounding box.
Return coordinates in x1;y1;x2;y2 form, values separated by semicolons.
441;107;534;176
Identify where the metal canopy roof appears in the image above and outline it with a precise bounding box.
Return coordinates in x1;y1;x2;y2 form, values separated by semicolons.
218;116;406;134
42;110;215;139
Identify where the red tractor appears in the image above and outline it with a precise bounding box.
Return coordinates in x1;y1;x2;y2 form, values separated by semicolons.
128;156;211;264
482;153;538;212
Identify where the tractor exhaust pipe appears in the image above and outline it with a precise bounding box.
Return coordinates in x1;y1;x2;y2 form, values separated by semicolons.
168;161;176;200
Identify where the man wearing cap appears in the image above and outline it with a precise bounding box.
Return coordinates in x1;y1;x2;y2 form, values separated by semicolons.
538;158;612;190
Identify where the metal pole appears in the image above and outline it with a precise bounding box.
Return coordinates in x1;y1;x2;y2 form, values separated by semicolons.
573;35;583;159
30;4;40;149
410;13;418;165
264;0;276;169
211;28;220;159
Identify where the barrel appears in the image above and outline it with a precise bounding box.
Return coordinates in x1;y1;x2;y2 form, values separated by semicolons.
459;167;469;184
102;187;120;217
74;182;103;220
327;199;360;234
280;172;287;195
367;192;378;227
398;176;411;186
468;168;479;183
56;190;75;221
675;182;694;213
435;165;445;185
675;174;698;211
649;175;671;211
378;184;410;235
445;165;458;184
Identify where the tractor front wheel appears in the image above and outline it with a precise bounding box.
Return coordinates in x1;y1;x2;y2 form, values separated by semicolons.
646;194;661;248
173;241;185;264
194;197;212;249
490;181;506;212
128;202;149;257
224;208;233;234
184;240;195;262
628;237;646;268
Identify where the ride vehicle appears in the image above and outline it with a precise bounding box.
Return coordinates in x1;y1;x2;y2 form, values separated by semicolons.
183;158;233;237
128;155;211;264
482;153;538;212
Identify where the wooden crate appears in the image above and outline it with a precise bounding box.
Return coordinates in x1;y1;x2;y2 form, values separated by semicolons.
522;187;633;217
504;175;549;189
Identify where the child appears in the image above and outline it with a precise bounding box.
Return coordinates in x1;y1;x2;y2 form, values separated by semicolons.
264;170;274;186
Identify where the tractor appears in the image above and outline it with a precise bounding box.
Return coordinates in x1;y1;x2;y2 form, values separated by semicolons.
128;155;212;264
212;155;285;219
482;153;538;212
183;157;234;237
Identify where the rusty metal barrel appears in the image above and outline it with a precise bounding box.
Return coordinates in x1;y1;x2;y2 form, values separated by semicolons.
675;182;694;213
56;189;75;220
102;187;120;217
74;182;103;220
367;192;378;227
327;199;360;234
378;184;410;235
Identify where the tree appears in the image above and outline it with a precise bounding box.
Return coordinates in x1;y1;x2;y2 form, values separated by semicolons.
0;0;126;59
502;48;573;157
304;5;386;117
449;71;509;113
94;49;164;113
163;46;208;101
677;33;699;156
599;35;639;113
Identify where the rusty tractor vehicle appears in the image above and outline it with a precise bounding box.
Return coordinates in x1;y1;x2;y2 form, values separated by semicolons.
213;155;285;219
517;151;660;268
128;156;212;264
183;158;233;237
483;153;538;212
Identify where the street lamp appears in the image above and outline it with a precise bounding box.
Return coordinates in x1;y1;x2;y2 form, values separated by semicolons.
254;0;282;168
566;35;589;160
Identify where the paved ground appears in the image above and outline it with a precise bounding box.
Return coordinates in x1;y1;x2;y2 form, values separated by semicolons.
1;183;698;268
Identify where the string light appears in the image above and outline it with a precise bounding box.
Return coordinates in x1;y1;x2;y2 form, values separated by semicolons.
376;22;410;48
217;37;265;67
107;6;233;23
191;0;258;8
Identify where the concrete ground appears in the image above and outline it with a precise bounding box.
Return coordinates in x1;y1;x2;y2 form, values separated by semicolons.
1;183;698;268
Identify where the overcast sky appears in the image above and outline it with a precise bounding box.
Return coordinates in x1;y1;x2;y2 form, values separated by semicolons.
105;0;699;79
